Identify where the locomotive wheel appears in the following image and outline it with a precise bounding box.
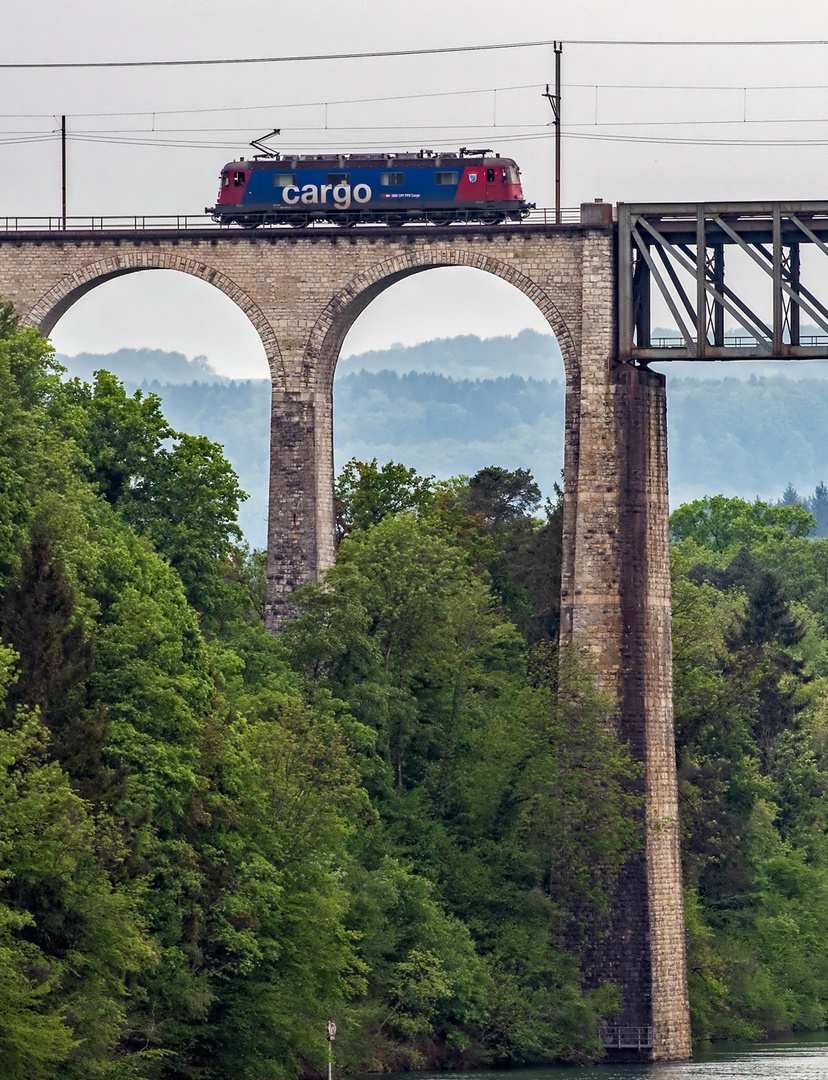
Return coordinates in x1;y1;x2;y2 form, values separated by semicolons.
237;215;262;229
481;211;504;225
386;214;406;227
289;217;309;228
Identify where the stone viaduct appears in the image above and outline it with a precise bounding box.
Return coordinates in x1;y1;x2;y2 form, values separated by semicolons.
0;220;691;1060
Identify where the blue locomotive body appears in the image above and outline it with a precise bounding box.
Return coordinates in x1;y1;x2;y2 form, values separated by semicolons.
207;152;533;226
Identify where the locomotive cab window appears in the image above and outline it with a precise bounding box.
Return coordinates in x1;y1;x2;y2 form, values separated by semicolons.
273;174;298;187
486;168;496;182
221;175;229;187
327;173;350;186
233;171;246;187
380;172;405;186
503;166;519;183
434;171;459;185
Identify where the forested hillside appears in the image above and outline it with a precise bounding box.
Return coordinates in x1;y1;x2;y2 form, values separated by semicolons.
7;312;828;1076
57;340;828;548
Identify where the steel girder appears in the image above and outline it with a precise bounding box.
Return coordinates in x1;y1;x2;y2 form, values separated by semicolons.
618;202;828;362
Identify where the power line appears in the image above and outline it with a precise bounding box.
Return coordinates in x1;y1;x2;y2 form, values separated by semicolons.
8;80;828;122
0;39;559;69
8;111;828;141
562;130;828;147
571;117;828;128
566;39;828;46
7;127;828;152
566;81;828;91
4;38;828;70
5;77;828;125
0;84;539;120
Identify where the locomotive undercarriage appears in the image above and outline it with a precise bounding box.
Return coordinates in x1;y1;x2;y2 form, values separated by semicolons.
213;205;531;229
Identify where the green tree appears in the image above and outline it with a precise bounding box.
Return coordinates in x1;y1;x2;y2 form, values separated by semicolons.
672;538;828;1040
0;513;118;804
281;503;639;1068
61;371;173;505
0;644;157;1079
335;458;435;541
670;494;815;551
121;432;247;617
462;465;541;528
61;370;247;618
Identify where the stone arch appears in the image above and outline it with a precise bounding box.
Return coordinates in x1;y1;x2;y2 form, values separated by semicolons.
303;246;579;392
25;251;285;381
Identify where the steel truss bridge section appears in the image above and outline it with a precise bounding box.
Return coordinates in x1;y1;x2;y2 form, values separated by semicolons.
618;202;828;363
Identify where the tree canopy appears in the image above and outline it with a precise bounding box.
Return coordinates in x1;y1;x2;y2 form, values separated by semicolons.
6;296;828;1072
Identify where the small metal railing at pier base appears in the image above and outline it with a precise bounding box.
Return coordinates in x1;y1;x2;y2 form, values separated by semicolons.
601;1025;653;1050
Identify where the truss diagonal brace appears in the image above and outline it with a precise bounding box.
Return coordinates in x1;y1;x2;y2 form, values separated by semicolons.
630;224;697;353
751;241;828;329
713;215;828;339
637;216;773;350
789;213;828;259
674;242;770;343
654;243;697;327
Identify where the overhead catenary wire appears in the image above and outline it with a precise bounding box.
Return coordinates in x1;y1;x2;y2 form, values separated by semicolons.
3;37;828;70
7;80;828;123
5;76;828;126
0;84;541;120
7;127;828;153
6;50;828;154
0;40;565;69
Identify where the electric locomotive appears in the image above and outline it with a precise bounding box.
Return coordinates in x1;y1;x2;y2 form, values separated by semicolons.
206;150;533;227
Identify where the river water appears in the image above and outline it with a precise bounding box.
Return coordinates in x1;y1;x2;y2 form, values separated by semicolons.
355;1033;828;1079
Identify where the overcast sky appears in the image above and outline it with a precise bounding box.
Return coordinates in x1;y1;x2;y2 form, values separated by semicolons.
6;1;828;375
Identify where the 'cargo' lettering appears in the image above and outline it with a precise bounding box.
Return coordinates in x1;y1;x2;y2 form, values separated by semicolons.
333;184;351;209
280;181;374;208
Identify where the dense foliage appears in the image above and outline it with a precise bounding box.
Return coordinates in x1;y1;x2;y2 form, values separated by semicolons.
0;309;637;1077
671;494;828;1039
10;303;828;1074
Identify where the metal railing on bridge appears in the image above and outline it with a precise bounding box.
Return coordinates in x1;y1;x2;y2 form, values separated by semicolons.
0;206;584;233
0;215;229;232
651;333;828;349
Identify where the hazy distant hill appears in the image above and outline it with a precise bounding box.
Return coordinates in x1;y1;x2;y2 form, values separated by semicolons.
55;348;230;385
338;329;564;380
340;328;828;383
57;338;828;548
